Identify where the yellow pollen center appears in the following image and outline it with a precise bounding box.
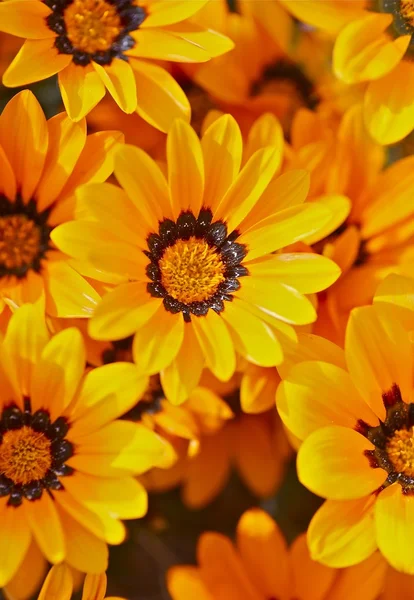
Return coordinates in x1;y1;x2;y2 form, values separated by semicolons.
64;0;122;54
386;427;414;477
0;426;52;485
0;215;41;270
159;237;226;304
400;0;414;26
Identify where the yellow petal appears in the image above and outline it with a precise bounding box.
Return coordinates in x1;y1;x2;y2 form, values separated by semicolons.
131;59;190;133
298;426;386;500
167;566;213;600
192;312;236;382
0;503;31;587
82;573;107;600
3;39;71;88
59;63;106;123
141;0;209;27
0;0;54;38
167;119;204;218
24;494;65;563
44;261;101;318
308;496;377;567
93;60;137;114
334;14;409;83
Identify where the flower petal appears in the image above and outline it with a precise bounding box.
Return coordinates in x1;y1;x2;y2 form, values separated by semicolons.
24;494;65;563
308;496;377;567
129;29;211;62
0;502;31;587
236;508;289;599
290;534;336;600
167;566;213;600
192;312;236;381
0;144;17;201
89;283;161;341
0;89;48;201
277;361;378;442
222;299;282;367
141;0;209;27
201;114;242;212
131;59;190;133
3;38;71;87
37;565;73;600
345;304;412;420
30;327;85;420
0;0;54;38
44;261;101;318
68;362;147;436
375;484;414;574
167;118;204;218
214;147;280;233
334;13;409;83
298;426;386;500
364;60;414;145
161;323;205;405
93;60;137;113
36;113;87;211
58;63;106;123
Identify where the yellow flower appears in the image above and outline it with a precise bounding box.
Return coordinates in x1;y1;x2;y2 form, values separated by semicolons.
37;565;124;600
280;0;414;144
0;0;234;129
52;114;340;404
0;89;123;317
278;286;414;573
167;507;391;600
0;302;169;587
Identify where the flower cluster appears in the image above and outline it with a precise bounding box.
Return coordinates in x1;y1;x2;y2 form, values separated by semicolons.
0;0;414;598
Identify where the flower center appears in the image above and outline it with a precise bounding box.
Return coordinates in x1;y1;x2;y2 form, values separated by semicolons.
400;0;414;26
47;0;146;66
0;403;74;506
0;215;41;271
64;0;122;54
145;209;248;322
159;238;226;304
386;427;414;477
0;426;51;485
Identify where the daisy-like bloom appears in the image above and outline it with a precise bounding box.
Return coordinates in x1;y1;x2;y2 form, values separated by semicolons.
51;114;340;404
167;507;394;600
182;0;360;138
139;369;291;508
0;302;171;588
277;286;414;574
0;89;123;316
0;0;234;129
291;105;414;343
37;565;124;600
279;0;414;144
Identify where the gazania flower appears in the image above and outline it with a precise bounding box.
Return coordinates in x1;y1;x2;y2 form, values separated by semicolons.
280;0;414;144
52;114;340;403
0;0;234;129
0;89;123;317
0;302;170;588
293;105;414;343
278;293;414;574
167;507;390;600
181;0;360;138
37;566;124;600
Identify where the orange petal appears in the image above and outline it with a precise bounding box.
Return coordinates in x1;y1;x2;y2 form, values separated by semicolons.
0;0;54;38
0;142;17;201
167;566;213;600
0;502;31;587
37;565;73;600
0;90;48;201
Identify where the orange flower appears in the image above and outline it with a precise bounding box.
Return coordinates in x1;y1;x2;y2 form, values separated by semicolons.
0;0;233;129
167;507;392;600
0;89;123;317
